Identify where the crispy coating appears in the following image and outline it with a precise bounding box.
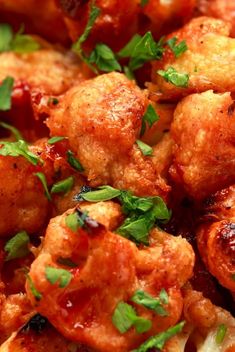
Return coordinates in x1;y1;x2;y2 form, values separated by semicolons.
0;50;86;96
46;72;170;197
197;185;235;293
0;293;33;343
26;207;194;352
170;90;235;200
198;0;235;37
151;17;235;101
0;0;68;44
57;0;139;51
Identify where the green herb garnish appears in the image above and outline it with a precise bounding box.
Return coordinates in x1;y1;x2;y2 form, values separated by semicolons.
4;231;30;261
51;176;74;194
166;37;187;58
47;136;65;145
65;211;86;232
0;76;14;111
216;324;227;345
27;274;42;301
0;139;42;165
157;67;189;88
131;289;168;316
45;266;72;288
112;301;152;334
67;150;84;172
132;321;185;352
88;43;121;72
0;121;23;140
140;104;159;137
136;140;153;156
34;172;51;201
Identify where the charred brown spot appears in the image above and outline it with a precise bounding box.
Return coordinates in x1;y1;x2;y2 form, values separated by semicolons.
76;208;105;234
227;101;235;116
217;222;235;260
57;0;89;17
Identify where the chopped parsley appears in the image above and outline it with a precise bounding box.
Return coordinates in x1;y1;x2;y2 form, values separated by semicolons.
27;274;42;301
0;76;14;111
136;140;153;156
131;289;168;317
132;321;185;352
88;43;121;72
45;266;72;288
47;136;65;145
140;0;149;6
0;23;40;53
65;210;86;232
51;176;74;194
34;172;51;201
216;324;227;345
4;231;30;261
76;185;171;245
0;139;42;165
112;301;152;334
157;67;189;88
166;37;187;58
47;97;59;105
140;104;159;137
67;150;84;172
232;273;235;281
0;121;23;141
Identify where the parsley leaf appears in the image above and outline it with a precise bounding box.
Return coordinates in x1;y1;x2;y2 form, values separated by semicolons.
0;139;42;165
34;172;52;201
166;37;187;58
232;273;235;281
140;0;149;6
136;140;153;156
0;121;23;141
118;34;142;58
131;289;168;316
132;321;185;352
45;266;72;288
0;23;40;53
112;301;152;334
4;231;30;261
140;104;159;137
216;324;227;344
0;24;13;52
27;274;42;301
65;210;86;232
47;136;65;145
88;43;121;72
129;32;164;71
80;185;121;202
0;76;14;111
157;67;189;88
67;150;84;172
51;176;74;194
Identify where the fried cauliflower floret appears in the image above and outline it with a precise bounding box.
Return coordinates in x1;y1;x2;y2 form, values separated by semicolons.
0;49;87;96
0;0;68;44
170;90;235;200
198;0;235;37
57;0;139;51
26;207;194;352
151;17;235;101
0;293;33;343
46;72;169;197
197;185;235;293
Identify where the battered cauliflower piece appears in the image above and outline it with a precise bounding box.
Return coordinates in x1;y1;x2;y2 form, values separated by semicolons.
0;0;68;44
197;185;235;293
26;207;194;352
47;72;169;197
198;0;235;37
0;49;87;96
151;17;235;101
57;0;139;51
170;90;235;200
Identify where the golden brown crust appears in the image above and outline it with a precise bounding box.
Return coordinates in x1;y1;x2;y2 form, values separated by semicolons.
151;16;235;101
26;209;194;352
170;90;235;200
